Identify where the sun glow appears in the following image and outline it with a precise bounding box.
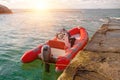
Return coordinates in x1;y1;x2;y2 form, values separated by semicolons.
33;0;49;11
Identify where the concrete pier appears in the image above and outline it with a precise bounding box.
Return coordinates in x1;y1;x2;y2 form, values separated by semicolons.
58;18;120;80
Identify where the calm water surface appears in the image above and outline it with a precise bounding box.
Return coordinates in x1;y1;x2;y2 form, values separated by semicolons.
0;9;120;80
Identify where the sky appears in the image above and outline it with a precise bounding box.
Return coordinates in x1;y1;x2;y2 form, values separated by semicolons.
0;0;120;9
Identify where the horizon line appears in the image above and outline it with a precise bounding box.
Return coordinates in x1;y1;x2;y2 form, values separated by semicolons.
11;8;120;10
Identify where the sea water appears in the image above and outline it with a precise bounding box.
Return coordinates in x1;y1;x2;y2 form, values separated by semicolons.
0;9;120;80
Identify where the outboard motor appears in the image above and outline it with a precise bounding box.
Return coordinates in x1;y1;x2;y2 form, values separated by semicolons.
39;44;52;72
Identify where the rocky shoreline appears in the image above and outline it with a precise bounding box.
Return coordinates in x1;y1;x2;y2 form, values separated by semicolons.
0;4;12;14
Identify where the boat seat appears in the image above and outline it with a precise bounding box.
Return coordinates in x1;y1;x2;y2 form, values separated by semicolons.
48;40;65;49
51;48;66;58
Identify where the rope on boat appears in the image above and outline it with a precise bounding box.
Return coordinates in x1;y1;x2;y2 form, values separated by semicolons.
41;61;70;67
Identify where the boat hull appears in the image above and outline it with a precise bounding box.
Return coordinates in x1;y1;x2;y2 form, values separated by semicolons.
21;27;88;72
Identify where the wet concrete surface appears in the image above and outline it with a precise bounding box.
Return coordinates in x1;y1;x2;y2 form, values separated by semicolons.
85;24;120;53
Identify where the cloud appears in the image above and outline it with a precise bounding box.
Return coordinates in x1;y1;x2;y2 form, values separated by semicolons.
0;0;120;9
64;0;120;8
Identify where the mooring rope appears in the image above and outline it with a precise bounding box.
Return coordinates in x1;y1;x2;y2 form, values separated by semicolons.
41;61;70;67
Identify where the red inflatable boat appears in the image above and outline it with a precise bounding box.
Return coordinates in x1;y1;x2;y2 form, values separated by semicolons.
21;27;88;72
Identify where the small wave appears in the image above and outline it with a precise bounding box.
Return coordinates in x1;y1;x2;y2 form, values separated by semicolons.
99;17;110;23
109;17;120;19
99;17;120;24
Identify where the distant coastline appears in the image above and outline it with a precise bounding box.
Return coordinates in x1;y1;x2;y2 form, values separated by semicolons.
12;8;120;13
